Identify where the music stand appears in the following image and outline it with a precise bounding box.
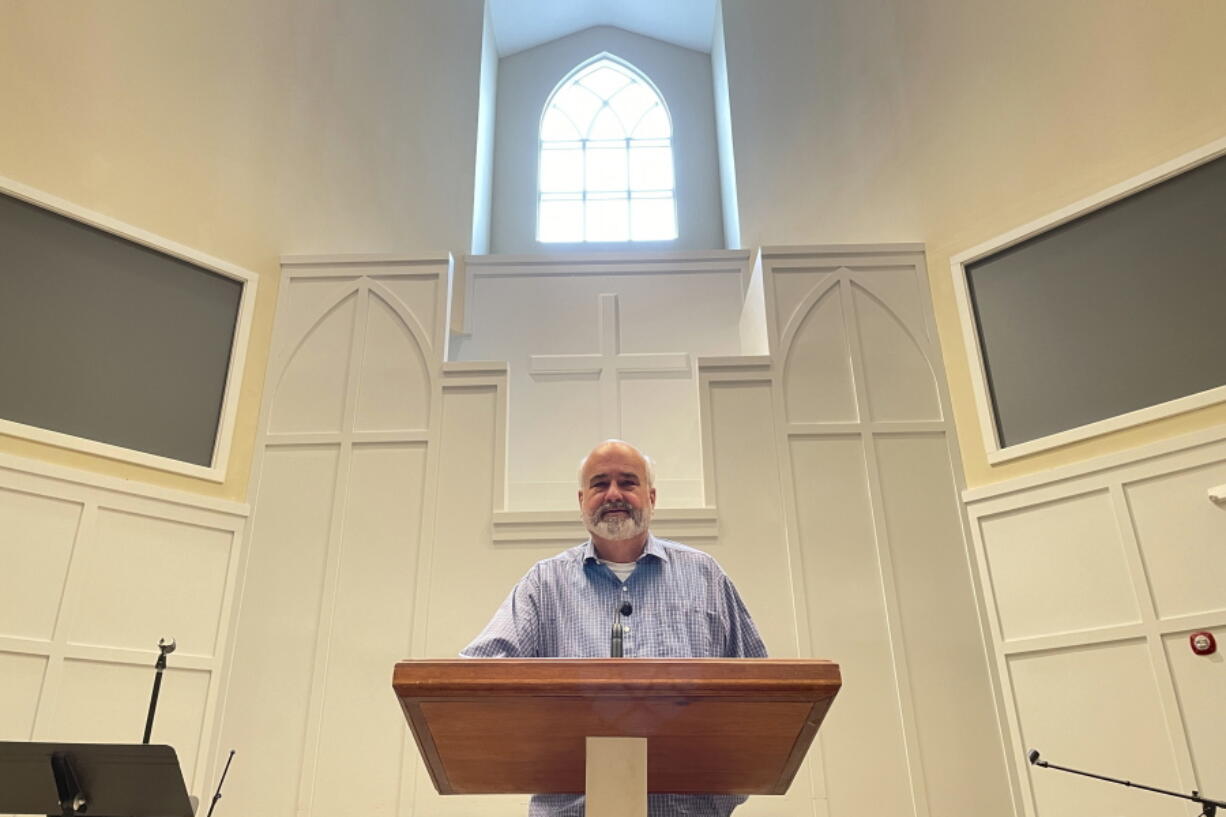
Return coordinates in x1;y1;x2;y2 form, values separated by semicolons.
0;742;194;817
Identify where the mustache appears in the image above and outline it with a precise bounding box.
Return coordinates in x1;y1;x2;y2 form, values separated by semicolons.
598;501;636;519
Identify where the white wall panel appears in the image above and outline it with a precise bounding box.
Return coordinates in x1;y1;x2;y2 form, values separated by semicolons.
71;509;233;655
874;433;1010;817
1009;641;1185;817
761;245;1012;817
454;252;749;510
980;491;1140;641
216;445;337;816
782;287;857;423
850;284;941;422
0;652;46;740
0;453;247;800
1124;461;1226;619
216;256;449;817
354;293;432;432
965;430;1226;817
788;435;914;816
52;661;212;776
313;443;427;816
0;489;80;641
268;293;357;434
1162;625;1226;787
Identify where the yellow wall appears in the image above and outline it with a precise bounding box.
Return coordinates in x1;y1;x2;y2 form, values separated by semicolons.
723;0;1226;487
0;0;484;501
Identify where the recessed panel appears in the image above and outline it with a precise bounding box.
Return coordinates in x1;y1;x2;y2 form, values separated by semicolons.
1162;626;1226;785
787;436;914;817
1010;641;1184;817
510;371;602;510
212;444;339;816
0;651;47;740
70;509;232;655
1124;461;1226;619
979;491;1139;640
770;269;833;336
0;488;81;640
851;284;941;422
51;660;210;786
354;293;431;432
268;292;356;434
378;275;441;345
783;287;858;423
620;373;702;506
312;443;427;815
874;434;1012;817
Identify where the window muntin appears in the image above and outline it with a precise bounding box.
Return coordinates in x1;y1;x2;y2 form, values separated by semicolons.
538;57;677;243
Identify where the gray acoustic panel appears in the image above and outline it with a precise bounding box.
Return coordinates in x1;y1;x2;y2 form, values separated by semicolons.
966;153;1226;447
0;191;243;467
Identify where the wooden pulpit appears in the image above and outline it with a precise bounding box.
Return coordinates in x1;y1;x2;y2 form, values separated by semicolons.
393;659;841;816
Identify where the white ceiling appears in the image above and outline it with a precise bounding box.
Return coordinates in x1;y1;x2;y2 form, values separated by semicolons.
488;0;719;56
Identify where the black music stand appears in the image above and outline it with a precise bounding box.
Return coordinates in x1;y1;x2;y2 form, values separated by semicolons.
0;742;193;816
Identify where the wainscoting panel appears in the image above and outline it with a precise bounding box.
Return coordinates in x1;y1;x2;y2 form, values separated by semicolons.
214;256;451;817
0;453;249;799
1123;460;1226;620
965;428;1226;817
756;245;1011;817
1009;641;1185;817
979;491;1141;642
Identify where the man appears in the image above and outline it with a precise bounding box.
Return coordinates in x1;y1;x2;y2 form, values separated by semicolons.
462;439;767;817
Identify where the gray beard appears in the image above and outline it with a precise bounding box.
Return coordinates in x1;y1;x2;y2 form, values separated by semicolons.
584;504;651;542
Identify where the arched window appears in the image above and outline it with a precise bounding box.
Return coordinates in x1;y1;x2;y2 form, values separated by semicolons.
537;56;677;243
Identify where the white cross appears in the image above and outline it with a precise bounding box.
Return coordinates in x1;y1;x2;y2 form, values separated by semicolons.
529;293;692;439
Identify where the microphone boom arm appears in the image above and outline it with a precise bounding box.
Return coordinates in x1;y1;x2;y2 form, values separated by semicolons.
1028;749;1226;817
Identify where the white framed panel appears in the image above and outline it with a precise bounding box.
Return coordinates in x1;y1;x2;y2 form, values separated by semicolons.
1008;641;1188;817
950;136;1226;464
964;427;1226;817
978;491;1141;642
0;175;259;483
0;450;248;799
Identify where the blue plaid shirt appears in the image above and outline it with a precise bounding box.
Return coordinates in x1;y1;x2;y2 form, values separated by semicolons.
462;534;768;817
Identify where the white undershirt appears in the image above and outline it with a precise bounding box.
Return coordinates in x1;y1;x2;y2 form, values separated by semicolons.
599;559;637;581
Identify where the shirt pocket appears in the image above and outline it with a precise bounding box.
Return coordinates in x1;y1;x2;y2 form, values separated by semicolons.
660;603;721;657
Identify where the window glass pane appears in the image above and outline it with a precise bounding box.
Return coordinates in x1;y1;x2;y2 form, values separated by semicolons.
579;65;632;99
629;146;673;192
586;194;629;242
609;85;657;134
539;197;583;243
538;57;676;245
585;144;628;192
541;108;580;141
630;194;677;241
552;84;601;132
632;106;670;139
540;147;583;193
588;106;626;140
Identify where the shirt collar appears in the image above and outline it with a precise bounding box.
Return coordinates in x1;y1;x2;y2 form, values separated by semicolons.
581;533;669;563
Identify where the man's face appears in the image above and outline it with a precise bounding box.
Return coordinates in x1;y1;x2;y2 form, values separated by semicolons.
578;444;656;543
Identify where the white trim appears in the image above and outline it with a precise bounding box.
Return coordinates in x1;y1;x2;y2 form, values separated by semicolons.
0;450;250;516
0;175;259;484
465;248;750;277
961;423;1226;504
950;135;1226;464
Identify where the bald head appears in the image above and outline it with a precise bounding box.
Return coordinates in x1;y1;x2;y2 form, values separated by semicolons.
577;440;656;488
